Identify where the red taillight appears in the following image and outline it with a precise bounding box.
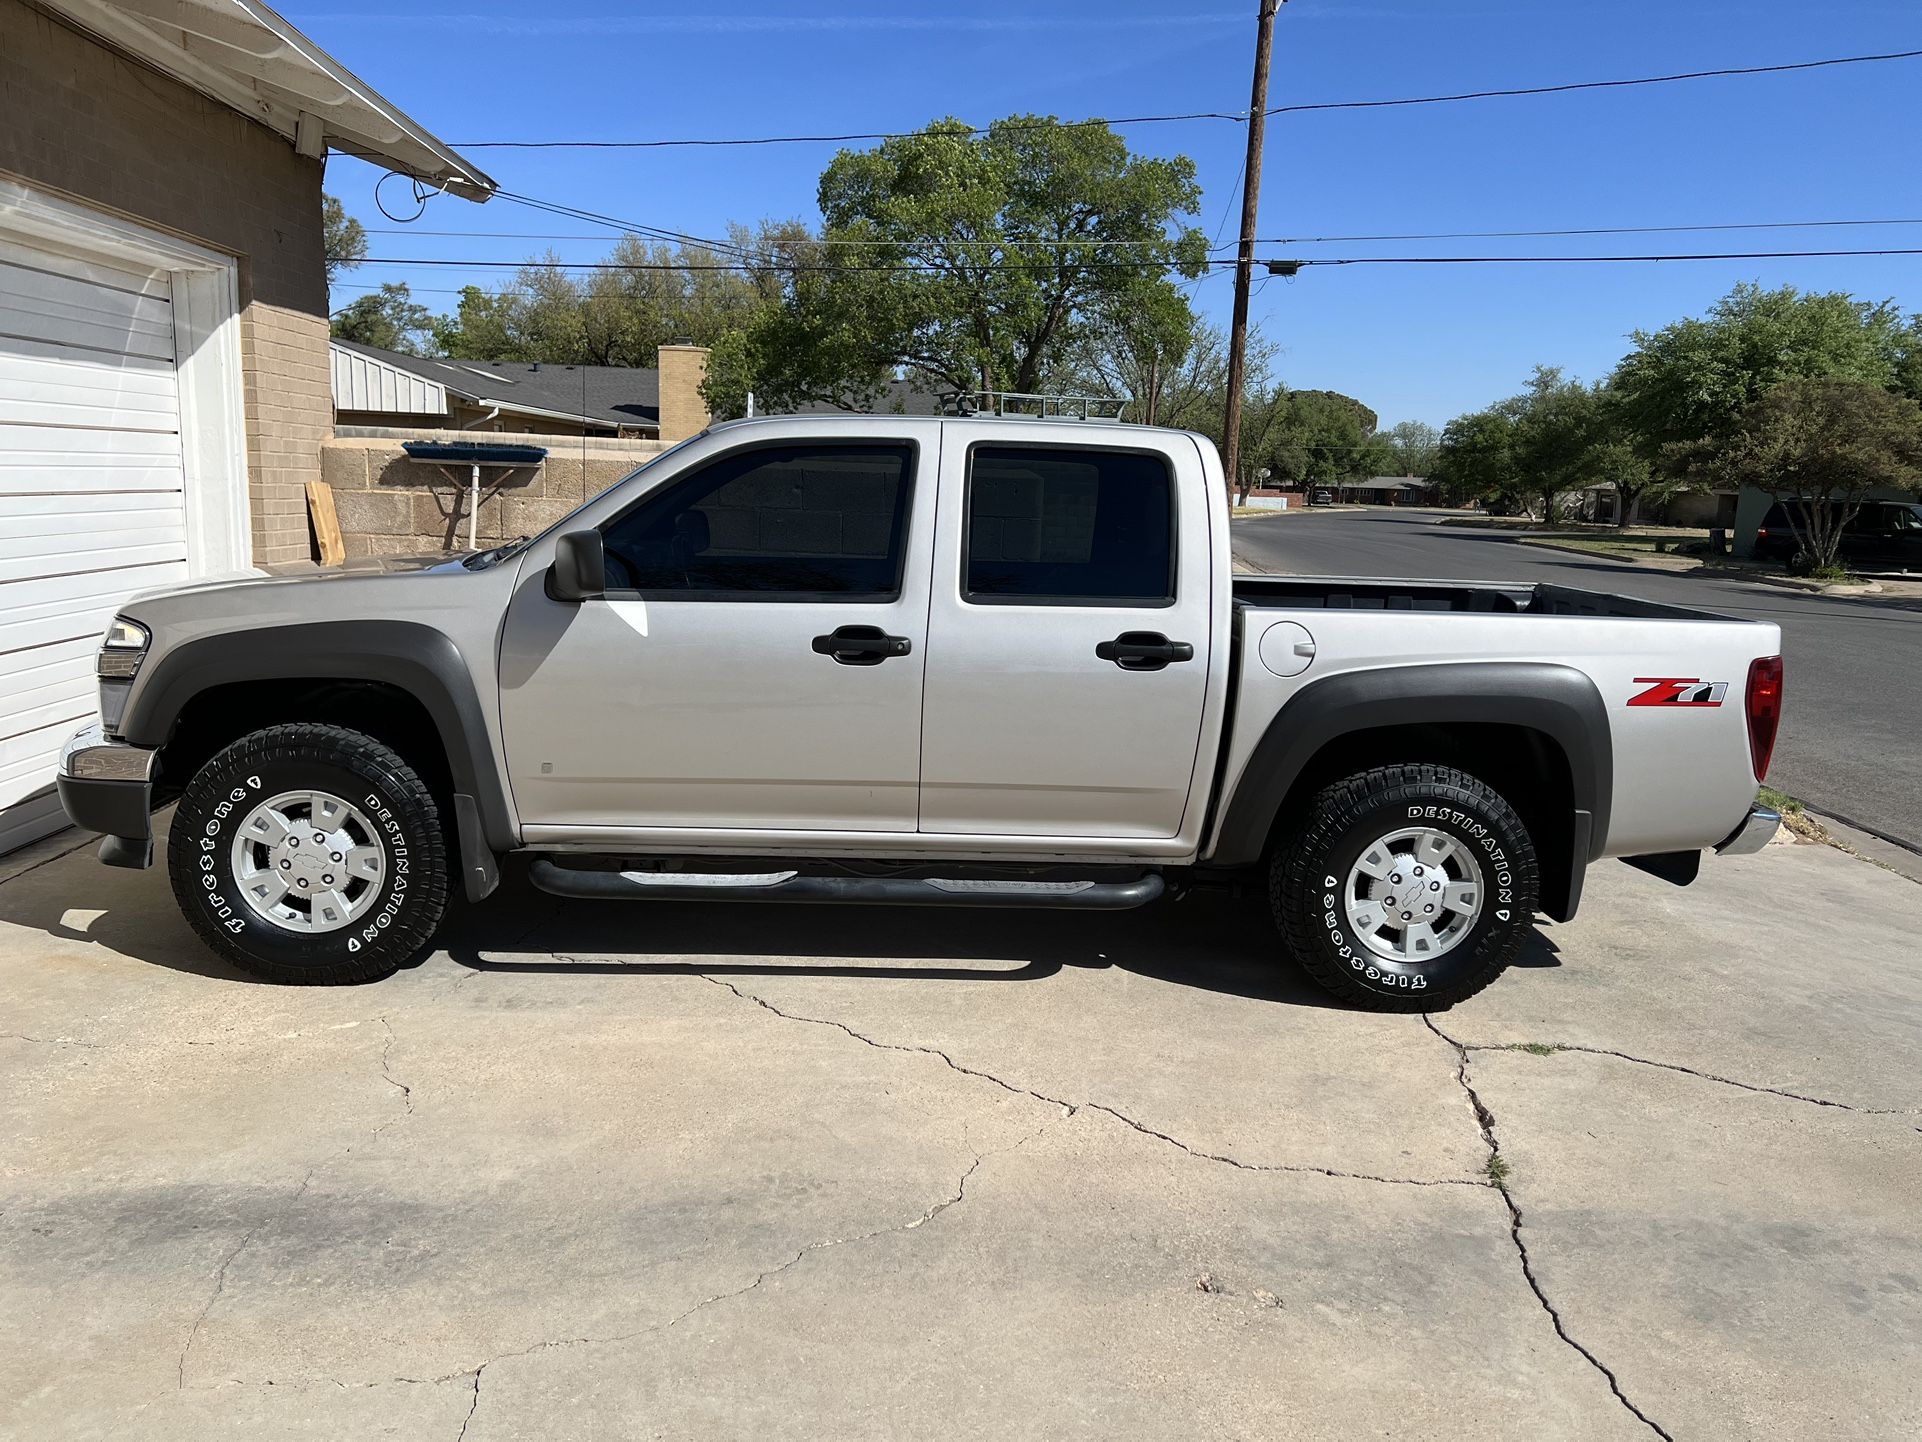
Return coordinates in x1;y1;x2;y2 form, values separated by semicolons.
1746;655;1783;781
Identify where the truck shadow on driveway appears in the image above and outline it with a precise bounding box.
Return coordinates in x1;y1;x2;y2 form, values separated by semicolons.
436;869;1563;1010
1;846;1561;1010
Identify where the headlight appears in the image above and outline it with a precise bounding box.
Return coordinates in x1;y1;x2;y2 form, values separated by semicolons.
98;618;150;679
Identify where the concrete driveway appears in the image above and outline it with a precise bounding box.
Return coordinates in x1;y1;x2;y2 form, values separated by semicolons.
2;824;1918;1440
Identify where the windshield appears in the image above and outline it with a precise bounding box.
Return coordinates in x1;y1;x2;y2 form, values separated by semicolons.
461;431;710;569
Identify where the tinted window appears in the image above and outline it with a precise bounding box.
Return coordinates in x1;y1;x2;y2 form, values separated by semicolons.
600;443;913;598
965;447;1174;603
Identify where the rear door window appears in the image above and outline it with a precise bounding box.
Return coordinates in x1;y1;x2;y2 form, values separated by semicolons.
963;446;1175;605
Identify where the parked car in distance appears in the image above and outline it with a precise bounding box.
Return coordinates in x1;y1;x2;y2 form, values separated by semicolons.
1754;499;1922;574
1309;488;1335;506
58;416;1784;1012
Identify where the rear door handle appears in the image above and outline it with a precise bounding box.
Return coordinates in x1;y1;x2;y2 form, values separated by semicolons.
1096;631;1195;672
812;624;913;666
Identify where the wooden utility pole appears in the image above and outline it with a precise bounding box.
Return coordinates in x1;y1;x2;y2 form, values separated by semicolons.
1221;0;1281;494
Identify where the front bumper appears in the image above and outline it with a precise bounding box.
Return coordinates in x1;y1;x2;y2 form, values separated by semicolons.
1715;804;1781;856
56;723;159;868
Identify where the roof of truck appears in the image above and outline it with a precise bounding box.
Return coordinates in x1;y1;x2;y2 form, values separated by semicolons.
705;413;1207;441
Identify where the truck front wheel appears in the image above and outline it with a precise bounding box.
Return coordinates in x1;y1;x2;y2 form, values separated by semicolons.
166;723;450;984
1271;764;1539;1011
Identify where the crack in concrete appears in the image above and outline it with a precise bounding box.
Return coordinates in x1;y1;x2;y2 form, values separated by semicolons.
0;1032;100;1048
701;975;1477;1187
698;974;1078;1115
1466;1039;1907;1115
378;1018;415;1116
1425;1017;1674;1441
174;1023;422;1390
177;1168;317;1390
454;1367;481;1441
1078;1102;1482;1187
443;1120;1049;1438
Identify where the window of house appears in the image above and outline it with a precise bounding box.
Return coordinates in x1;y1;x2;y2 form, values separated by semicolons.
599;443;914;598
964;446;1176;604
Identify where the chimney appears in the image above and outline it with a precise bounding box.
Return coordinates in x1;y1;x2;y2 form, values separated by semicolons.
657;344;711;444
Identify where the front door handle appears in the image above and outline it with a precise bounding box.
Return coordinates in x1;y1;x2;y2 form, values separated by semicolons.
812;625;913;666
1096;631;1195;672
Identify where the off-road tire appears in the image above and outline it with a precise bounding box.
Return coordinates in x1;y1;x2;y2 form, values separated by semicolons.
1272;764;1539;1012
166;723;449;984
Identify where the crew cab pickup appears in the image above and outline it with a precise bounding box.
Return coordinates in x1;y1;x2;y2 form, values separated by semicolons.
56;416;1784;1009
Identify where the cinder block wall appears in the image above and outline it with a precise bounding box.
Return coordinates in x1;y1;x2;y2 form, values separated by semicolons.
1;0;331;565
322;430;669;558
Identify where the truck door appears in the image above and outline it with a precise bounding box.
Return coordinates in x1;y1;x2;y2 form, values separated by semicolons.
918;428;1214;839
498;435;933;832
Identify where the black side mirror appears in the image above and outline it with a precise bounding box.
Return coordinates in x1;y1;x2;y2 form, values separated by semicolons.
547;529;605;602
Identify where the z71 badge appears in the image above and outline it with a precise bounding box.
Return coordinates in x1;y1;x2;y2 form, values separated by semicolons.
1627;677;1728;707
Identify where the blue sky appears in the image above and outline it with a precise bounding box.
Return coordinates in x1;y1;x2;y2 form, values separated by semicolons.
308;0;1922;429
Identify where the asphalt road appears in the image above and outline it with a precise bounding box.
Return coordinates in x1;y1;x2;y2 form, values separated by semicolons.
1232;507;1922;850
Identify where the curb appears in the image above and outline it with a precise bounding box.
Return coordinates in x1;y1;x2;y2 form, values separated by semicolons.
1513;538;1704;571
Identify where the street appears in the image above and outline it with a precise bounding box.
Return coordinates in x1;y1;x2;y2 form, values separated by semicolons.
2;821;1919;1440
1232;509;1922;850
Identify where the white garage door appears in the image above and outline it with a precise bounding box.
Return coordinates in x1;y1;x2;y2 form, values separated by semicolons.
0;236;192;854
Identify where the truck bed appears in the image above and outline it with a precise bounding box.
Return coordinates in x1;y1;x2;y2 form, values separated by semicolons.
1231;574;1723;622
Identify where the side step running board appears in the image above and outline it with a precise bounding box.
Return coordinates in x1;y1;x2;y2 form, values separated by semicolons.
527;860;1165;911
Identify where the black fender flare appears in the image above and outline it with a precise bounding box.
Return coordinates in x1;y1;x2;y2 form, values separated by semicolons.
119;620;517;868
1207;662;1612;915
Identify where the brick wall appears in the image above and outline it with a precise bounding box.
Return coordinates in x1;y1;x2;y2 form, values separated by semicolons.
2;0;332;565
658;345;711;444
322;430;669;559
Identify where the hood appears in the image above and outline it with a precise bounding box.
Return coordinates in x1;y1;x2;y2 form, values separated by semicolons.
123;552;471;606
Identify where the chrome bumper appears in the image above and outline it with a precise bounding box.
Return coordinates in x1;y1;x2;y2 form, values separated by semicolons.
56;723;160;868
1715;805;1781;856
59;721;160;783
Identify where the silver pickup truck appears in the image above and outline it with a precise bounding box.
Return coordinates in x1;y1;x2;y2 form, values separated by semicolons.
56;415;1784;1009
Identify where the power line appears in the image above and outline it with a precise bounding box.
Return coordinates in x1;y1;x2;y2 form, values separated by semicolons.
1286;248;1922;265
1263;218;1922;245
348;217;1922;258
446;48;1922;149
331;247;1922;279
455;111;1238;149
1265;48;1922;118
362;225;1190;249
336;255;1233;275
492;189;752;258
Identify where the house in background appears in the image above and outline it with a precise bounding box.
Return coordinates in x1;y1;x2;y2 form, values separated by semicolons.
1340;476;1436;506
0;0;491;852
330;339;714;439
321;343;952;561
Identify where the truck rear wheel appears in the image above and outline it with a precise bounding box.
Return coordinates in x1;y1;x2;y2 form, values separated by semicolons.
1271;764;1539;1012
166;723;449;985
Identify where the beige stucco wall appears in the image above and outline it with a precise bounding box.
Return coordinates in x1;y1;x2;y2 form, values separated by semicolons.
2;0;332;565
321;430;669;558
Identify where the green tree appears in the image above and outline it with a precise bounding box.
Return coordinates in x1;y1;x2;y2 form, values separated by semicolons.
1894;315;1922;408
1383;419;1441;477
1249;388;1389;492
706;116;1209;416
1712;379;1922;572
1511;367;1603;524
322;194;365;286
330;281;435;354
433;230;780;366
1432;408;1521;509
1612;282;1907;459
